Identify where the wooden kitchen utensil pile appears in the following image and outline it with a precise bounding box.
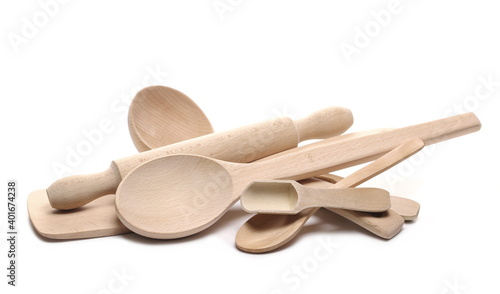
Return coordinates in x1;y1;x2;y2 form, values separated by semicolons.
28;86;481;253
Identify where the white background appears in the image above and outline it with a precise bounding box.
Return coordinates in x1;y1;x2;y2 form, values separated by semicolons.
1;1;499;293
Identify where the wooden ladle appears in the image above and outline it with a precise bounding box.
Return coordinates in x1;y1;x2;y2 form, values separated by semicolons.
241;181;391;214
128;86;213;152
115;113;480;239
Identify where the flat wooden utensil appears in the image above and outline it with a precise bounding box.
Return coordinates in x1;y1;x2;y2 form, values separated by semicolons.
235;138;425;253
48;106;353;210
27;131;389;240
315;174;420;220
28;190;129;239
389;196;420;221
241;181;391;213
116;113;480;239
128;86;214;152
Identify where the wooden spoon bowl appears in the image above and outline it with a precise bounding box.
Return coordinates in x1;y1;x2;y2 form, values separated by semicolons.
128;86;214;151
116;155;235;239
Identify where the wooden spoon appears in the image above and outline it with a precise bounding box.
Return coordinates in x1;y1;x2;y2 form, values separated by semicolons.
128;86;214;152
241;181;391;214
235;138;424;253
116;113;480;239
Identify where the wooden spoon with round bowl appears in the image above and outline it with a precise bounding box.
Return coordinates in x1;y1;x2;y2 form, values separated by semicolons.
128;85;214;152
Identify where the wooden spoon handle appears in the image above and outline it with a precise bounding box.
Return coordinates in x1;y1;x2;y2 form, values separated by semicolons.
246;113;480;185
317;175;421;219
329;137;424;188
47;107;353;210
300;187;391;212
311;139;425;238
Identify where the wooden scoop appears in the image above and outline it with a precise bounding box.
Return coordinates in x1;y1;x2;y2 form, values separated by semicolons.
116;113;480;239
241;181;391;214
47;106;353;210
128;86;214;152
235;138;424;253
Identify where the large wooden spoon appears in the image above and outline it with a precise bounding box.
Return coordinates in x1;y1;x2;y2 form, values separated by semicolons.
115;113;480;239
128;86;214;152
235;138;423;253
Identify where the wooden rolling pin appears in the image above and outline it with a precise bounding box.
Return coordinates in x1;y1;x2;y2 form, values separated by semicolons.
47;107;353;210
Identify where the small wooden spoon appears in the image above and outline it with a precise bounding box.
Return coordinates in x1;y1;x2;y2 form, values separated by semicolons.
116;113;479;239
235;138;424;253
128;86;214;152
241;181;391;214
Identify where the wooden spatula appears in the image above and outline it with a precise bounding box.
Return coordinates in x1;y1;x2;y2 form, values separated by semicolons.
315;174;420;220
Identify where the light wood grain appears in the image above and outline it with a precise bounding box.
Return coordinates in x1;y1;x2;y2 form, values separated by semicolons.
27;132;386;240
241;180;391;213
28;190;129;239
235;138;425;253
235;179;406;253
31;113;475;240
116;113;480;240
48;106;353;210
28;183;420;240
128;86;214;152
316;174;420;221
390;196;420;221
